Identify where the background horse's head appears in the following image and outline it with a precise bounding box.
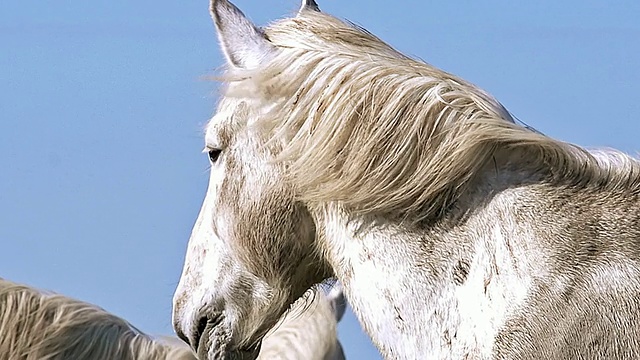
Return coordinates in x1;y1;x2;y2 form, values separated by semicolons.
172;1;334;358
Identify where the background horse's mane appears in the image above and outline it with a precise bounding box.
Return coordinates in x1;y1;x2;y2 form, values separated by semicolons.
0;278;195;360
221;10;640;221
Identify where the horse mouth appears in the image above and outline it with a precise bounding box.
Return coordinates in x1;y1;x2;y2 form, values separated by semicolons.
229;344;262;360
196;318;262;360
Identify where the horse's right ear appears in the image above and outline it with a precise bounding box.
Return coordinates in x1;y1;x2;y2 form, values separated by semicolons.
210;0;277;69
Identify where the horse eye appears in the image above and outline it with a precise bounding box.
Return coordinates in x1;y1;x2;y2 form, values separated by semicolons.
208;149;222;163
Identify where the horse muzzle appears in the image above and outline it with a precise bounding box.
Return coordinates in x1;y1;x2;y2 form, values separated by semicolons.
174;307;261;360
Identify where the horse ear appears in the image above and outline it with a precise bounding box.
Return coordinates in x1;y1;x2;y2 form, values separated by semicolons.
210;0;277;69
299;0;321;13
326;281;347;322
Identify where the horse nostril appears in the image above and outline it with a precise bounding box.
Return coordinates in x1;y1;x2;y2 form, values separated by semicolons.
187;312;225;354
193;316;209;351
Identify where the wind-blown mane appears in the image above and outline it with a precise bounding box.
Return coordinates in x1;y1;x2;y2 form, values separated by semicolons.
0;278;195;360
223;10;640;221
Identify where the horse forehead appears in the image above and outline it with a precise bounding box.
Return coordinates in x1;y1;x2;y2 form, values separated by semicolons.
205;112;235;148
206;96;257;148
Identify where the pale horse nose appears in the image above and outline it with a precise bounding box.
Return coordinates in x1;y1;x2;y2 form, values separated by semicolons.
173;300;224;354
172;300;191;347
173;300;263;359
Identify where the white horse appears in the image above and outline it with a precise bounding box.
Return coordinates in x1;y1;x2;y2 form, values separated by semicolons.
173;0;640;359
0;278;196;360
0;278;346;360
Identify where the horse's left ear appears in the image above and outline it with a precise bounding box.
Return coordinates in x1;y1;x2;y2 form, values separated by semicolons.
326;281;347;323
299;0;321;13
210;0;277;69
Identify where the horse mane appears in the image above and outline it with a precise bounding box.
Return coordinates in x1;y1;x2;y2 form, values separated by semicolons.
0;278;195;360
221;10;640;222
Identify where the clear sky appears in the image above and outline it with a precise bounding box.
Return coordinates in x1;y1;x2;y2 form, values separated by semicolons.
1;1;638;359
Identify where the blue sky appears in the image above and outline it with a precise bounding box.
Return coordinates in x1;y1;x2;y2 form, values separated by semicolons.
1;1;638;359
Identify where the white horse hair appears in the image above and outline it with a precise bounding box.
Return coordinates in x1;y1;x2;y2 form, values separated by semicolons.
173;0;640;359
0;277;346;360
258;282;346;360
0;278;196;360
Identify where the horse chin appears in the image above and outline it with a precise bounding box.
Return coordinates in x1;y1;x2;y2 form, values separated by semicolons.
229;344;262;360
198;322;262;360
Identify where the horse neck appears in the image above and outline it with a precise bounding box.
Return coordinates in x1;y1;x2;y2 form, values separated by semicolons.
309;148;573;359
312;205;451;359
